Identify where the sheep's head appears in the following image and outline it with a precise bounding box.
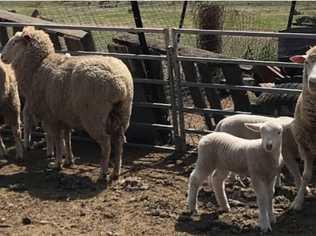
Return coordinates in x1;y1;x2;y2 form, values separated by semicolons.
1;26;54;65
245;121;283;152
290;46;316;95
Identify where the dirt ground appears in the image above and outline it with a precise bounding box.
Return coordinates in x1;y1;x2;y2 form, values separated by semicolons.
0;139;316;236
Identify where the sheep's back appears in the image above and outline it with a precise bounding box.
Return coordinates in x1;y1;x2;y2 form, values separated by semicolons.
69;56;133;106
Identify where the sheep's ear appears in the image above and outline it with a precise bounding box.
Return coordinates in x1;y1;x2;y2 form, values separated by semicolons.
290;55;307;63
244;123;261;133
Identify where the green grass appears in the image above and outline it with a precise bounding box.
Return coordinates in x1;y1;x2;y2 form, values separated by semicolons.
1;1;316;59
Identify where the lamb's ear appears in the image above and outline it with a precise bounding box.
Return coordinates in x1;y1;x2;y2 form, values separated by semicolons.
244;123;261;133
290;55;307;64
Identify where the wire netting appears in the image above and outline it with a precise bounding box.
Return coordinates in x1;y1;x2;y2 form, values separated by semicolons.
1;1;315;147
0;1;314;58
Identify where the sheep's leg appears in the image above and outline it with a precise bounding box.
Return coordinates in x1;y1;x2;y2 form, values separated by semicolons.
63;128;74;167
290;145;314;211
46;129;54;158
252;177;272;233
0;135;7;157
211;169;230;212
112;126;125;180
283;148;306;191
22;104;31;150
47;127;63;170
99;134;111;179
268;177;276;224
12;124;23;159
187;167;210;214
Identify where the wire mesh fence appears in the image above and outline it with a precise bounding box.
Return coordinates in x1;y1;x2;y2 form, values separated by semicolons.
0;1;315;149
1;1;314;58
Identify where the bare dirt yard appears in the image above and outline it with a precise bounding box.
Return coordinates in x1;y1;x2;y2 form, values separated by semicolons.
0;138;316;236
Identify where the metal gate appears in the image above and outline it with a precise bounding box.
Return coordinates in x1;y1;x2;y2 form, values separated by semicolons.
1;22;316;154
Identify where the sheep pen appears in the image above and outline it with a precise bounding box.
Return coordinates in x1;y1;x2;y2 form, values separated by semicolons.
0;36;315;235
0;6;316;235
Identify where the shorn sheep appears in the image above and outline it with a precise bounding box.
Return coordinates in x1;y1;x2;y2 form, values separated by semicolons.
214;114;304;190
187;120;284;232
0;59;23;159
1;27;134;180
289;46;316;210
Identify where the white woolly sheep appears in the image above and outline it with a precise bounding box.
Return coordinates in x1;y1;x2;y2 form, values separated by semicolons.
0;59;23;159
187;120;284;232
289;46;316;210
214;114;304;190
23;52;72;158
1;27;134;180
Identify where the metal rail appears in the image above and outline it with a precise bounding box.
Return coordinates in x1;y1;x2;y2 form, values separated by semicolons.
177;56;303;68
181;82;302;95
175;28;316;39
0;22;165;33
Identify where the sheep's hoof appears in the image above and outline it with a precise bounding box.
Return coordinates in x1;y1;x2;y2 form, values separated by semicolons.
63;159;74;168
290;200;303;211
187;207;197;216
218;207;230;213
306;186;312;195
46;154;55;160
99;171;110;183
110;171;120;180
256;224;272;234
47;161;62;171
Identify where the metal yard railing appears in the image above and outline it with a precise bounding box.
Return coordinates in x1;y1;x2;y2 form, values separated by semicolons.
171;28;313;153
0;22;179;152
0;22;315;154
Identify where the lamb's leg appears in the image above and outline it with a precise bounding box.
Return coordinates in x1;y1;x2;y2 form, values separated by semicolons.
290;145;314;211
12;124;23;159
22;104;31;150
0;135;7;157
63;128;74;167
252;177;272;233
187;167;210;214
267;177;276;224
211;169;230;212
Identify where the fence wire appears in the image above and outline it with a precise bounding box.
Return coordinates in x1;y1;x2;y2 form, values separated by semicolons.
1;1;315;58
0;1;315;149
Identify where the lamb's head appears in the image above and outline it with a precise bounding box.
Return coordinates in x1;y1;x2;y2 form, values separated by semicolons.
1;26;54;65
245;121;283;152
290;46;316;95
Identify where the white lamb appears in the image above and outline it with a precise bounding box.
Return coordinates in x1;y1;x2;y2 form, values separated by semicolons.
187;120;283;233
214;114;304;190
